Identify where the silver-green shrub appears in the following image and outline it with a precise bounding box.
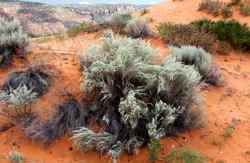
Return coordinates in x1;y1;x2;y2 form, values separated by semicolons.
0;84;37;108
72;127;114;153
0;18;28;66
166;46;212;79
165;46;221;85
109;13;132;32
74;32;203;162
0;67;49;125
124;18;152;38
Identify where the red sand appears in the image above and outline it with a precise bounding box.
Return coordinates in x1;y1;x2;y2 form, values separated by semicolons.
1;1;250;162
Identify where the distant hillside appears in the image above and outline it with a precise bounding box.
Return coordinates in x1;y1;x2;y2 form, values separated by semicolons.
0;1;143;36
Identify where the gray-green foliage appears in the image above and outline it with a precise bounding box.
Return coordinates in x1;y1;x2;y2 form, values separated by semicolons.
0;18;28;66
75;32;203;162
165;147;206;163
124;18;152;38
7;150;24;163
165;46;221;85
72;127;114;153
109;13;132;31
119;90;148;129
166;46;212;81
0;84;37;108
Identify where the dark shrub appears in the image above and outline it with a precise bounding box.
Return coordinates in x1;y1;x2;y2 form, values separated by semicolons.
0;18;28;67
239;3;250;16
228;0;241;6
0;66;50;127
109;13;132;32
198;0;223;16
157;23;216;52
191;19;250;51
221;6;233;18
26;98;88;144
124;18;152;38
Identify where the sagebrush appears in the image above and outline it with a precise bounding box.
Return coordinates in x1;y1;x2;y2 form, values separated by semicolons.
0;67;50;126
165;46;222;86
0;18;28;66
125;18;152;38
109;13;132;32
74;32;204;162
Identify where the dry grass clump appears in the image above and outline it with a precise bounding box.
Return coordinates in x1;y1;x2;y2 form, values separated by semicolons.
198;0;224;16
109;13;133;33
157;23;216;52
25;98;88;144
239;2;250;16
0;18;28;67
124;18;152;38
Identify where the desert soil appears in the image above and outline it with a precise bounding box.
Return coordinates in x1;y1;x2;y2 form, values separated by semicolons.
0;0;250;163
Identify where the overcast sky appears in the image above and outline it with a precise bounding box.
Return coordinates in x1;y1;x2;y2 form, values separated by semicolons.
21;0;163;5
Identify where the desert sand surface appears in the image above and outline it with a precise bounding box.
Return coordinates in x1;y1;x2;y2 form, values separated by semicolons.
0;0;250;163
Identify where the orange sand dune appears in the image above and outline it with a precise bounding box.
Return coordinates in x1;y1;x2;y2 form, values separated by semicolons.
1;1;250;163
146;0;250;26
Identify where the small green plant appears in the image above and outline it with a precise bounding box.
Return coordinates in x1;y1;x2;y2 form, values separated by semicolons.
124;18;152;38
239;3;250;16
198;0;223;16
165;147;206;163
8;150;24;163
148;139;161;162
221;6;233;18
223;118;239;138
67;22;92;37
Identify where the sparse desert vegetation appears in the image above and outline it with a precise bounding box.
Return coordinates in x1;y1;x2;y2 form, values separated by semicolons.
157;22;216;52
0;18;28;67
165;147;206;163
0;0;250;163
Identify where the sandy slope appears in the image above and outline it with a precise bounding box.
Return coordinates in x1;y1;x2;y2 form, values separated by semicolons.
146;0;250;27
0;0;250;163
